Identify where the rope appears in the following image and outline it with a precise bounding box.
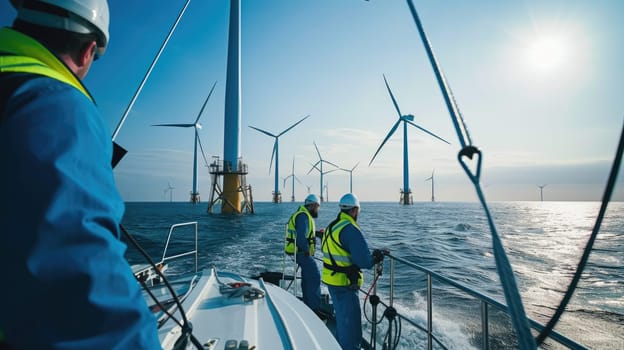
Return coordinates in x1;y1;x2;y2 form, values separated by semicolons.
405;0;535;347
536;120;624;345
121;224;203;349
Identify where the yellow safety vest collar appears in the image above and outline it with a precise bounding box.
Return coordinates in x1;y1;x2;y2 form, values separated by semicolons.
0;27;93;102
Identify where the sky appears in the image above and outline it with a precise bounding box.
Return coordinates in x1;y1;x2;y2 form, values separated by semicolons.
2;0;623;203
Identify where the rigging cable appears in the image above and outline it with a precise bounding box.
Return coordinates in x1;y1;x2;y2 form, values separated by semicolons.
405;0;535;348
536;120;623;345
111;0;192;141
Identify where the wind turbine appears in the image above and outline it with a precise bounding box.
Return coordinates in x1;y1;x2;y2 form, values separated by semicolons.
153;81;217;203
283;156;303;202
307;142;339;202
164;182;175;202
324;182;329;202
369;75;450;205
425;170;435;202
340;162;360;193
537;184;547;201
249;115;310;203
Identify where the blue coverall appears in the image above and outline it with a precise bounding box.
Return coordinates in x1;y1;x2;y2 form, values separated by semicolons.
327;223;374;350
0;27;161;349
294;212;322;311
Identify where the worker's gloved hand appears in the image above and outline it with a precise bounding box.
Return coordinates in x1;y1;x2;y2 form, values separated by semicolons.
372;249;385;264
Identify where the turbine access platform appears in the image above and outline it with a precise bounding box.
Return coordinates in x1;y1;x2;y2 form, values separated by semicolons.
206;156;254;214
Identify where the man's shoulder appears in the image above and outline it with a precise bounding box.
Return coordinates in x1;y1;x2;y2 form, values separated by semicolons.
5;74;96;115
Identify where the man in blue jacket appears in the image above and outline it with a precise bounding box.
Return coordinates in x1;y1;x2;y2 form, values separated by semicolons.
285;194;325;315
0;1;161;349
321;193;386;350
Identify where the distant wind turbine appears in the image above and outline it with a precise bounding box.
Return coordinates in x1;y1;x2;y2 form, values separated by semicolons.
324;182;329;202
425;170;435;202
537;184;547;201
283;156;304;202
164;182;175;202
307;142;339;202
369;75;450;205
340;162;360;193
153;81;217;203
249;115;310;203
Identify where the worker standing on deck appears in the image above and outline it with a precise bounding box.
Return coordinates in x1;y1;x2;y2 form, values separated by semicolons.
285;194;325;315
322;193;386;350
0;0;160;348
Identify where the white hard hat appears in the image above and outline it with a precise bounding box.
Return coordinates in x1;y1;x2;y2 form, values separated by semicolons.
11;0;110;57
339;193;360;210
304;194;320;206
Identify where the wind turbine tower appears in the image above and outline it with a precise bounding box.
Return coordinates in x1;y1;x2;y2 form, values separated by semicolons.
153;81;216;203
207;0;254;214
340;162;360;193
369;75;450;205
164;182;175;202
283;156;303;202
324;182;329;202
308;142;339;202
425;170;435;202
249;115;309;203
538;184;547;201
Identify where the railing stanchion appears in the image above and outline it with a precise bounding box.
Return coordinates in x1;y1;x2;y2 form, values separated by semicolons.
390;257;395;306
427;273;433;350
371;264;379;350
481;301;489;350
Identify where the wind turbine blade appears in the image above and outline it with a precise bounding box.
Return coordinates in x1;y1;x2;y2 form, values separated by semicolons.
352;162;360;171
278;114;310;137
195;80;217;124
152;123;194;127
313;141;322;160
294;175;303;185
269;140;277;174
307;161;320;174
196;133;210;167
383;74;403;119
369;120;401;166
406;120;451;144
324;168;339;175
283;175;292;188
248;125;277;138
324;160;340;168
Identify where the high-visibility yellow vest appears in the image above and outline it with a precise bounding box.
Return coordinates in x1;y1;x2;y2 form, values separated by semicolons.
284;206;316;255
0;28;93;102
321;212;363;287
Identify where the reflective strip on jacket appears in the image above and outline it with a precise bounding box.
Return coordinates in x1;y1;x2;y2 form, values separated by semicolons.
321;212;363;287
285;205;316;255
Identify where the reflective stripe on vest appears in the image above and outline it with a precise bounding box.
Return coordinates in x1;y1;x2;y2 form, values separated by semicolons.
321;212;363;287
284;206;315;255
0;28;93;102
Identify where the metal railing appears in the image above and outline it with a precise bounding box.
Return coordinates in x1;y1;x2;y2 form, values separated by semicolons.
160;221;199;273
368;253;587;350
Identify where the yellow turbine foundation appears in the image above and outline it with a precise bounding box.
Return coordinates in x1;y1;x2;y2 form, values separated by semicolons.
206;158;254;214
222;173;241;213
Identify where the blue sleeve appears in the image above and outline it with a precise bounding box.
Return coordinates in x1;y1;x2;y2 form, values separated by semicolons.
294;212;310;252
0;79;161;349
340;224;374;269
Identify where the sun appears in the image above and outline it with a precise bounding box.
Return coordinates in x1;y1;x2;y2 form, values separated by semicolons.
525;33;569;74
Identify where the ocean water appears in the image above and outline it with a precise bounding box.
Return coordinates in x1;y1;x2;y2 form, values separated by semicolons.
122;201;623;349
